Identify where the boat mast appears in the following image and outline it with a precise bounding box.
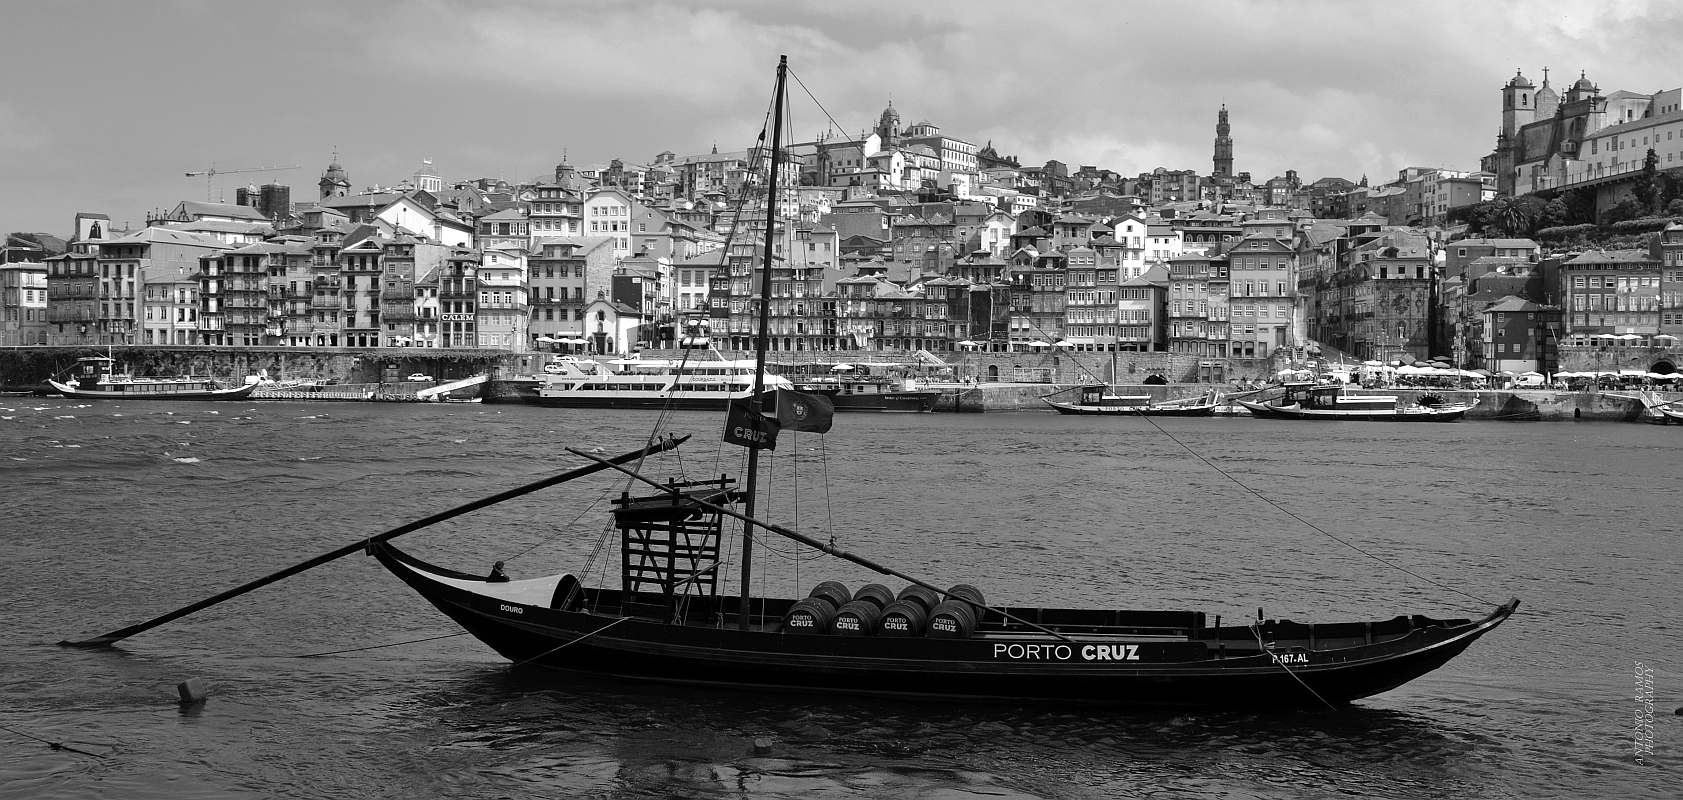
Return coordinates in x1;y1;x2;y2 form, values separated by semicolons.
738;55;787;630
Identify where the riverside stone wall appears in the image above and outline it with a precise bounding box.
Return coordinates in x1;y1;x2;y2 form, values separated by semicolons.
0;346;516;389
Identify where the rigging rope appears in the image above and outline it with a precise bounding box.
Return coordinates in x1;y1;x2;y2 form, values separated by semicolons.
1034;321;1497;611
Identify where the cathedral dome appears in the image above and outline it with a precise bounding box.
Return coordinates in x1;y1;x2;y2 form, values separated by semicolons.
1506;69;1533;89
1572;71;1595;92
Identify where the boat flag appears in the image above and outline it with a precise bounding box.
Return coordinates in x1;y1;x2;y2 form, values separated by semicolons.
724;399;780;450
773;388;834;433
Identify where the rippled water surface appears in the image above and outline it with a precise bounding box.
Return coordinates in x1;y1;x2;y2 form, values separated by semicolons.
1;398;1675;798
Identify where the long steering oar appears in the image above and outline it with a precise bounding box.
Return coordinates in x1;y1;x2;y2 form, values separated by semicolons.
60;435;689;648
565;447;1077;644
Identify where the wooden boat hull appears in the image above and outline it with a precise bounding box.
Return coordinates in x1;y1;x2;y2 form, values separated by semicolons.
1235;399;1474;422
372;542;1516;709
45;379;259;401
1044;399;1218;417
1646;406;1683;424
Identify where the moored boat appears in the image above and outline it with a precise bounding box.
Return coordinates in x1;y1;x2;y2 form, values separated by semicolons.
1236;382;1475;422
46;356;258;401
63;56;1517;714
1044;385;1220;416
534;346;794;410
798;375;939;412
1645;402;1683;424
367;57;1515;709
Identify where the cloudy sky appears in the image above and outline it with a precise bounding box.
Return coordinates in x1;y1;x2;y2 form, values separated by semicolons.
3;0;1681;236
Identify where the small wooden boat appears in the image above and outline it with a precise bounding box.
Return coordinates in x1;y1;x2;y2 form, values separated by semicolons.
1044;385;1220;416
373;534;1518;708
1236;383;1475;422
46;357;258;401
1645;402;1683;424
362;58;1516;709
57;58;1520;714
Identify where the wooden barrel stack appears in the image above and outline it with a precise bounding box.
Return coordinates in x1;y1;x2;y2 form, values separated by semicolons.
784;581;986;639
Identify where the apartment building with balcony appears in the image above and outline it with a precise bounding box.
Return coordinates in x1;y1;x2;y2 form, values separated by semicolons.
338;233;388;348
97;227;229;346
438;248;480;348
44;243;99;345
379;235;447;348
477;246;529;351
0;262;48;346
1225;233;1300;361
527;237;617;349
198;241;307;346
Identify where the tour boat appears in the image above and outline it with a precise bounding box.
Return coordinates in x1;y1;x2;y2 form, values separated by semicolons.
533;347;794;410
797;374;940;412
1235;383;1476;422
1044;385;1220;417
365;58;1516;709
46;356;258;401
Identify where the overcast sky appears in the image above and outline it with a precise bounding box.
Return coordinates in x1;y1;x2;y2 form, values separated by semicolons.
3;0;1681;237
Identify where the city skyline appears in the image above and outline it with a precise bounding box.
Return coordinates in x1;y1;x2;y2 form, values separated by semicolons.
3;0;1681;235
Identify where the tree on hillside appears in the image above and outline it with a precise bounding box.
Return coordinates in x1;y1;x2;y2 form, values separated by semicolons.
1485;196;1544;238
1632;148;1662;214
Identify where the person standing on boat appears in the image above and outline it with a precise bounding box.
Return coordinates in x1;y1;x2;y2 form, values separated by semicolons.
486;561;510;582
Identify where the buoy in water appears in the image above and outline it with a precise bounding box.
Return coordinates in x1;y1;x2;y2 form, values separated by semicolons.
177;677;209;705
752;737;774;754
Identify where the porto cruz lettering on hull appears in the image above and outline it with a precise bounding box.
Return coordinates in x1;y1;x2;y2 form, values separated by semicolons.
991;643;1141;661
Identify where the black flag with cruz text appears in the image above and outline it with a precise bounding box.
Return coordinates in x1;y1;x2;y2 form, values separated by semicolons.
724;399;779;450
774;388;834;433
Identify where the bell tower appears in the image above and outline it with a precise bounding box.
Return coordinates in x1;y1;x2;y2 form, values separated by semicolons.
1212;106;1233;178
1501;69;1535;139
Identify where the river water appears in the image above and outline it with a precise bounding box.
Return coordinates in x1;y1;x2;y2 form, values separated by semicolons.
0;398;1675;798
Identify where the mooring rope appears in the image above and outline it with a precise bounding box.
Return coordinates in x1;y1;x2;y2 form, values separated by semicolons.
0;723;108;758
1249;623;1338;712
510;616;633;668
292;631;470;658
1041;323;1497;613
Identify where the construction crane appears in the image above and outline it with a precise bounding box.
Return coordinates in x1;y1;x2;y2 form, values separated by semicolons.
184;164;302;201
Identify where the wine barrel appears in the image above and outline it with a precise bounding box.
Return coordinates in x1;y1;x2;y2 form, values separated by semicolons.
782;598;834;634
853;583;895;610
926;599;977;639
895;584;940;613
829;600;882;636
877;598;927;637
807;580;852;611
946;583;986;610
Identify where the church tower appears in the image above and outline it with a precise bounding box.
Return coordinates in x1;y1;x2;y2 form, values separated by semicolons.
319;153;350;200
1212;106;1233;178
875;102;900;149
1501;69;1536;139
1534;67;1560;120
